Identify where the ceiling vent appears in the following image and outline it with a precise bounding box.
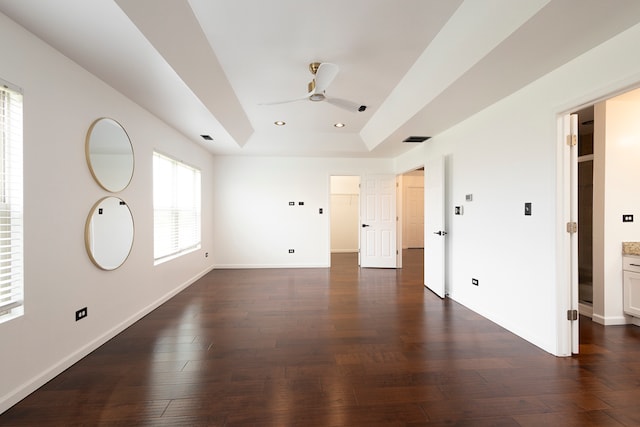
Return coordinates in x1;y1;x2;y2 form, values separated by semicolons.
403;136;431;143
200;134;213;141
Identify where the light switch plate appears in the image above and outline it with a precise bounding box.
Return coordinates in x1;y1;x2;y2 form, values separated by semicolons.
524;202;532;216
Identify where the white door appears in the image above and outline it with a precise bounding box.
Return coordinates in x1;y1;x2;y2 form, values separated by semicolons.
407;186;425;248
360;174;397;268
564;113;580;354
424;156;446;298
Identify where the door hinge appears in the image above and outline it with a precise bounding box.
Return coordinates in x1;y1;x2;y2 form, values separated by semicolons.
567;309;578;321
566;222;577;234
566;134;577;146
396;250;399;255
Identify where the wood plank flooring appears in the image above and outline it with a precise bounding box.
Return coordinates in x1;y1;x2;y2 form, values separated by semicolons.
3;250;640;426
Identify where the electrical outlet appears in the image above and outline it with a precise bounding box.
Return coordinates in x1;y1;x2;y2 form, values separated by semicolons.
472;278;479;286
288;249;295;253
205;252;209;258
75;307;88;321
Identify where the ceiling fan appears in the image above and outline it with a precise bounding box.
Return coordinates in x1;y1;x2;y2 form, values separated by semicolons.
261;62;366;112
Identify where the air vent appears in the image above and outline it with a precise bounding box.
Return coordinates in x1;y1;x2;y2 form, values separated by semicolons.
200;134;213;141
403;136;431;143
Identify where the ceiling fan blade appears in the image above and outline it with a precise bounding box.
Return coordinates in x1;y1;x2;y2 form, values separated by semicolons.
313;63;339;94
259;95;308;106
326;97;362;112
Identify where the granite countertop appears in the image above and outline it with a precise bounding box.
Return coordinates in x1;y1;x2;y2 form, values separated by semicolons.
623;242;640;256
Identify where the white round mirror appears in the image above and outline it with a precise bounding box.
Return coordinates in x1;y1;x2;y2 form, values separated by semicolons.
85;197;134;270
86;118;134;192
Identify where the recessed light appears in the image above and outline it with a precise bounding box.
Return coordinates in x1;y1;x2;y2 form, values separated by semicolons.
274;121;286;126
334;123;345;128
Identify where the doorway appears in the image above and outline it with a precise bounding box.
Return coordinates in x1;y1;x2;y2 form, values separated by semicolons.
563;85;640;355
329;172;425;270
401;168;425;250
329;176;360;259
576;106;594;316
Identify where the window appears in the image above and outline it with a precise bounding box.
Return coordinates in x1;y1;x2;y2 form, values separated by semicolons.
153;152;201;264
0;81;23;323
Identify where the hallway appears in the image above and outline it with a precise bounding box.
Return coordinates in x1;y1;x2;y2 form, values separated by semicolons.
2;250;640;426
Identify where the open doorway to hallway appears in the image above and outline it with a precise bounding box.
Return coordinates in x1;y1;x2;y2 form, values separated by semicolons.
400;168;425;250
398;168;425;274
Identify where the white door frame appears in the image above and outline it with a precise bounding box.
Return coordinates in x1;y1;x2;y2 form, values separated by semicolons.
396;174;403;268
557;114;579;356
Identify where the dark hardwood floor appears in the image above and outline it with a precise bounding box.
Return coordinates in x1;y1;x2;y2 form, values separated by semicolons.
3;249;640;426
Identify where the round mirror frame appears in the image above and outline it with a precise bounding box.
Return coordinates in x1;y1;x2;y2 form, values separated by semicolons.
85;117;134;193
85;196;135;271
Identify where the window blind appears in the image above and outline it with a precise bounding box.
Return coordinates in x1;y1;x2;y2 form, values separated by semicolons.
153;152;201;263
0;81;24;322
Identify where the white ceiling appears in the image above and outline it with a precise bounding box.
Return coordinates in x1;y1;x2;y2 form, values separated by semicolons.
2;0;640;158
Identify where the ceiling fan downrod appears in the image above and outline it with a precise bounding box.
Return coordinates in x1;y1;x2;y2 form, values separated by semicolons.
307;80;325;101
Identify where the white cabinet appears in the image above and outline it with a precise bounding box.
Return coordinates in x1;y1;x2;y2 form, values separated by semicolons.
623;255;640;317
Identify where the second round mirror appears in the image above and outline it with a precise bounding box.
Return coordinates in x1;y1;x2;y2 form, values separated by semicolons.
85;197;134;270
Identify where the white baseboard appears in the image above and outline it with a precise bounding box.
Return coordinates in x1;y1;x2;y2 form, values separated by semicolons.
591;313;628;325
578;302;593;318
213;264;329;269
0;265;215;415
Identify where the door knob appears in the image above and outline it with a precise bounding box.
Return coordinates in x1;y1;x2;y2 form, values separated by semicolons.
433;230;447;236
362;224;370;228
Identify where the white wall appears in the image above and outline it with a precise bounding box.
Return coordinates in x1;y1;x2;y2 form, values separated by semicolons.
593;89;640;324
398;22;640;355
210;157;393;267
330;176;360;253
0;12;215;412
